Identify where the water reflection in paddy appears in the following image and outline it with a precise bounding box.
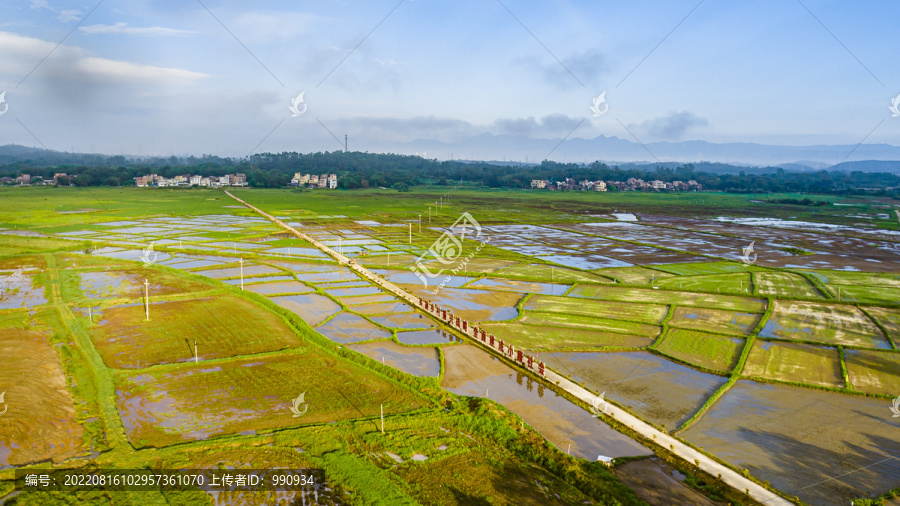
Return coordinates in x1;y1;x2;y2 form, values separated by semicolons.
221;275;294;285
90;248;173;264
323;286;383;297
271;294;341;326
542;351;728;430
411;287;520;321
349;341;440;377
316;312;391;344
266;247;327;257
244;281;313;296
369;313;433;330
442;345;650;459
467;277;570;295
373;269;478;287
79;271;136;299
395;328;457;345
0;268;48;309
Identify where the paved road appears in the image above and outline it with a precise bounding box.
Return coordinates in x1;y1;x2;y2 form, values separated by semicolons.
225;190;793;506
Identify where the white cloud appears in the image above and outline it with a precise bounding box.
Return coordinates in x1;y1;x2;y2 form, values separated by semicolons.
75;57;208;82
0;31;208;86
227;11;317;43
79;22;196;37
489;114;582;137
27;1;81;22
57;9;82;22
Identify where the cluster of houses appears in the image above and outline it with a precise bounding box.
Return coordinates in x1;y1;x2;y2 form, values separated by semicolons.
2;173;69;186
290;173;338;189
531;177;702;192
133;173;247;188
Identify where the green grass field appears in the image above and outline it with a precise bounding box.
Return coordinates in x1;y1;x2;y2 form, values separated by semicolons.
654;328;744;372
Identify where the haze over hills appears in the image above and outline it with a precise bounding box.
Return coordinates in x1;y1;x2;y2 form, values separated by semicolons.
390;133;900;169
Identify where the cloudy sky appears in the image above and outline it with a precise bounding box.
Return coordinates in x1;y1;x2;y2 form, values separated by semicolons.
1;0;898;159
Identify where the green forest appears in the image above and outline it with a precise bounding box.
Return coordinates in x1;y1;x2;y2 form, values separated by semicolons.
3;149;900;196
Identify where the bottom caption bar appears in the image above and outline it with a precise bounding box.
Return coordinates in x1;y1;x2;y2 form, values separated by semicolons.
15;469;324;492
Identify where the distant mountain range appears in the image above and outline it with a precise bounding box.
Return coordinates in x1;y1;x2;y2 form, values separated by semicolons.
390;133;900;170
3;136;900;174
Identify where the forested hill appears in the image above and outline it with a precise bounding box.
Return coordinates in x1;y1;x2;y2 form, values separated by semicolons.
2;148;899;195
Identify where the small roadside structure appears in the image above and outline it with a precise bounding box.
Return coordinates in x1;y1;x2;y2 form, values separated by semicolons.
597;455;614;466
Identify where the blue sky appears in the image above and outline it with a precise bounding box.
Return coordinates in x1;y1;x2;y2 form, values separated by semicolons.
1;0;898;159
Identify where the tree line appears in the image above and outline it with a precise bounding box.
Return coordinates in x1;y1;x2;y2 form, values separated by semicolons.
3;150;899;196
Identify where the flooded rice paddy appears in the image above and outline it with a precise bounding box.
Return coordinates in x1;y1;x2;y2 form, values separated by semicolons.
542;351;728;430
395;328;457;346
243;281;313;295
271;294;341;326
404;286;521;321
0;268;47;309
315;312;391;344
682;380;900;506
442;345;651;460
348;341;441;377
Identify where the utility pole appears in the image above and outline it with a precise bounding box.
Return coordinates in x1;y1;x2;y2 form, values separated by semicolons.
239;258;244;291
408;223;411;244
144;279;150;321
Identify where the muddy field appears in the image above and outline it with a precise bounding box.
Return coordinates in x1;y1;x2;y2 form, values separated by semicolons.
442;345;651;460
542;351;728;430
682;380;900;506
613;457;718;506
349;341;441;377
0;317;86;467
315;312;392;343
